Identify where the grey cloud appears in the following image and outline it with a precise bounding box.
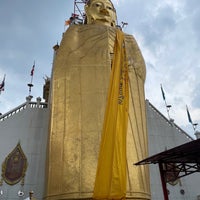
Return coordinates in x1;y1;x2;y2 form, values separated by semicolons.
184;0;200;41
146;62;156;71
192;83;200;107
138;5;177;51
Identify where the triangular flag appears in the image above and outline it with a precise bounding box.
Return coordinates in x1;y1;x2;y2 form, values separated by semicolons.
0;75;6;92
186;105;193;124
160;84;165;101
30;64;35;76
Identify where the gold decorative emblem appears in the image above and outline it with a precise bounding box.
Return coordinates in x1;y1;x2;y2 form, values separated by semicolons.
1;143;28;185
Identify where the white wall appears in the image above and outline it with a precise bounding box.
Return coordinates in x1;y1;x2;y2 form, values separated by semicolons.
146;100;199;200
0;106;49;200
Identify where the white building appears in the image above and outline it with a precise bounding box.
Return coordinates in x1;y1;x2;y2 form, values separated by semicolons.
0;96;199;199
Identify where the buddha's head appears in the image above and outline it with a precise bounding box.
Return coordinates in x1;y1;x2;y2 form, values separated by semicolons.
85;0;117;27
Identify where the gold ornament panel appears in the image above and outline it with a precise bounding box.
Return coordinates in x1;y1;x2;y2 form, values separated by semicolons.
2;143;27;185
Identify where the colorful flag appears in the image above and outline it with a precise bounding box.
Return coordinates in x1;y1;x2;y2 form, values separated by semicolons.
0;75;5;92
160;84;166;101
186;105;193;124
65;19;71;26
30;64;35;76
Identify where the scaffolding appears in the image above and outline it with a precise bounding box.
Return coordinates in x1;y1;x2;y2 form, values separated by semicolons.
66;0;87;25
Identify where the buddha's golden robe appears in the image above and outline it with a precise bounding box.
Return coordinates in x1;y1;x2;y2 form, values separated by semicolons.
45;24;150;200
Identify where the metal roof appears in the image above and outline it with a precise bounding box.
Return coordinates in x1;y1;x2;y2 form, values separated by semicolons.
135;138;200;165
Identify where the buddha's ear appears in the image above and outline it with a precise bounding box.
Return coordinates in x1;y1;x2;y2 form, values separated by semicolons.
84;4;89;16
84;4;91;24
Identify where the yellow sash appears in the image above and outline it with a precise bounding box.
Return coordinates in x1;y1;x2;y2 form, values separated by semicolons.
93;30;129;199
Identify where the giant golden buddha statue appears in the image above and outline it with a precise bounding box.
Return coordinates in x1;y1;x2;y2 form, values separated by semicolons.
45;0;150;199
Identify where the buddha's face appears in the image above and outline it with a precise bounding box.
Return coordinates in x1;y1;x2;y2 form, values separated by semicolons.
85;0;117;27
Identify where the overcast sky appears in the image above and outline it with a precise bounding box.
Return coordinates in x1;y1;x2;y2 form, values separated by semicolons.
0;0;199;138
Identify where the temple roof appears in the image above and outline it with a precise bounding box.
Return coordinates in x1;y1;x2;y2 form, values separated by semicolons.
135;138;200;165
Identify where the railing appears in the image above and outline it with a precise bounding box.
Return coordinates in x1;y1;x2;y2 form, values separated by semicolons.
146;100;194;141
0;100;48;122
